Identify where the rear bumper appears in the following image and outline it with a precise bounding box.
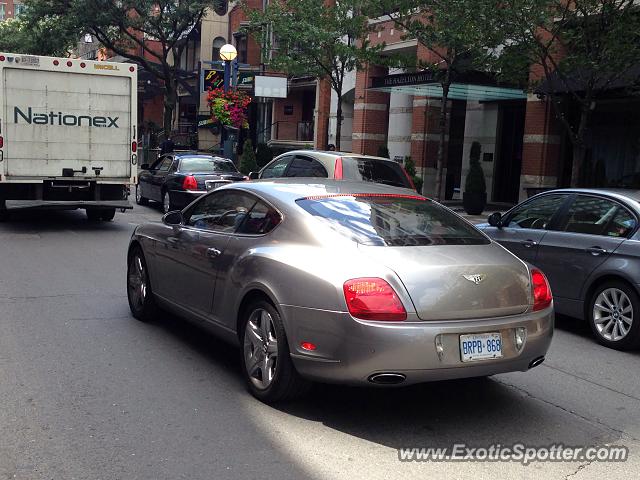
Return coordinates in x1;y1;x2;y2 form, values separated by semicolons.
5;200;132;211
282;305;554;386
169;190;206;209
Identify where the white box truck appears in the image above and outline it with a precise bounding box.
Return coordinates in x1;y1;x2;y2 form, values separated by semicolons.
0;53;138;220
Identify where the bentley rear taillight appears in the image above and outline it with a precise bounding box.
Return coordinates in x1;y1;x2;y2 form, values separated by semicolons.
531;269;552;311
343;278;406;321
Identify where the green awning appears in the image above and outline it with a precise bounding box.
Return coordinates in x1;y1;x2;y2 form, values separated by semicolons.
369;82;526;101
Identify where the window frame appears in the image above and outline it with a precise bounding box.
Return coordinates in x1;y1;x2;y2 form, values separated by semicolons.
501;193;572;230
553;193;639;239
182;189;283;237
283;154;328;178
259;155;294;179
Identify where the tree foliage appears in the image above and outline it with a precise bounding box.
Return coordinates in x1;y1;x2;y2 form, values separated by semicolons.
244;0;382;149
239;139;258;174
495;0;640;186
24;0;213;134
0;15;78;56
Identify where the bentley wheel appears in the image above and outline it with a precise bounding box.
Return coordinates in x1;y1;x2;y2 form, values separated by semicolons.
240;300;310;403
589;281;640;351
127;247;158;322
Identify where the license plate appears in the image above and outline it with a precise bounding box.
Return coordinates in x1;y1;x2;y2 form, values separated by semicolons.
460;332;503;362
205;181;227;191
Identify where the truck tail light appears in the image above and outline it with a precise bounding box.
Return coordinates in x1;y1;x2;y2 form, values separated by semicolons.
531;269;552;311
0;55;5;62
343;278;406;321
131;141;137;153
334;157;343;179
182;175;198;191
0;136;3;148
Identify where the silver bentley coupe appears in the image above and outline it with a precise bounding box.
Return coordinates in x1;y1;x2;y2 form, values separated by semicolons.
126;179;554;403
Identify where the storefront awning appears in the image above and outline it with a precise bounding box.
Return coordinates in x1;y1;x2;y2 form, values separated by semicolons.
369;71;526;101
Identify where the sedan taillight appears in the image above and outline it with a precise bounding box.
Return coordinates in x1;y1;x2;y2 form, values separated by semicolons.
343;278;407;321
531;269;552;311
182;175;198;191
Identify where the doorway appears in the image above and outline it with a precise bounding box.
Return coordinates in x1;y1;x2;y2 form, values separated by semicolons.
493;101;526;203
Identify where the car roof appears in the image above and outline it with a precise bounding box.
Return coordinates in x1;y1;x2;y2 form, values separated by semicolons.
219;178;420;204
539;188;640;205
172;152;231;160
277;150;396;162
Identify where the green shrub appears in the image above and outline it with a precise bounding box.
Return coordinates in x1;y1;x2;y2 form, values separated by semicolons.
464;141;486;194
255;143;274;168
404;156;423;193
239;139;258;174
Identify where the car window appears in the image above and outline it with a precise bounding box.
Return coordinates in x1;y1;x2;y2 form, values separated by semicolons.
296;194;489;246
285;156;328;178
185;191;257;233
179;156;238;173
236;201;282;235
261;156;293;179
341;157;411;188
156;156;173;173
505;194;566;230
559;195;636;237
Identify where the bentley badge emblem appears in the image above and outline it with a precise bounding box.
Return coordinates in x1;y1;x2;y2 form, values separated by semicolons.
463;274;486;285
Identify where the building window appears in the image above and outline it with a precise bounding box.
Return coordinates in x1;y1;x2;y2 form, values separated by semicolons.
234;32;248;64
212;36;226;62
0;3;6;21
14;2;26;16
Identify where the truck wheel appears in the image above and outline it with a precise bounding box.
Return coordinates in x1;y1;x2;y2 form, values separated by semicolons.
135;185;148;206
100;208;116;221
0;200;8;222
86;209;101;221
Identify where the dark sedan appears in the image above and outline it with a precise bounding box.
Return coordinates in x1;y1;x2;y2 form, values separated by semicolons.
136;153;246;213
479;188;640;350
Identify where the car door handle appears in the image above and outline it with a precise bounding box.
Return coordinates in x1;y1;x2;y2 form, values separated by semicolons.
586;246;607;256
521;239;537;248
206;247;222;259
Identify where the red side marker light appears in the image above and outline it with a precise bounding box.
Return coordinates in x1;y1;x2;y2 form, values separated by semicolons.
131;141;137;153
67;61;73;67
301;342;316;351
129;66;135;72
80;62;86;68
53;59;59;66
0;55;5;62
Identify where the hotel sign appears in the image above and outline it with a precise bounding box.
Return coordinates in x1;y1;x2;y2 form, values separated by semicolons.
371;71;439;89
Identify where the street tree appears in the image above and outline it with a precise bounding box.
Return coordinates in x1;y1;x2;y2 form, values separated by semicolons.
495;0;640;186
371;0;504;199
25;0;216;134
244;0;382;150
0;16;78;57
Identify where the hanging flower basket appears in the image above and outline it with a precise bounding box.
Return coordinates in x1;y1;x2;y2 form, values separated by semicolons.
207;87;252;129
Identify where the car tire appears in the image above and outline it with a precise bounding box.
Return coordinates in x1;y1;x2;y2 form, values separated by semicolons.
240;300;310;403
162;191;173;214
588;280;640;351
86;208;102;221
100;208;116;221
135;185;148;205
127;246;159;322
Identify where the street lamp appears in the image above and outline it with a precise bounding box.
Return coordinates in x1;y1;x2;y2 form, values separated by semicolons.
219;44;237;93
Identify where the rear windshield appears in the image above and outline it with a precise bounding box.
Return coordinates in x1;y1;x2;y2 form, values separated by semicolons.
179;157;238;173
296;194;489;246
342;157;412;188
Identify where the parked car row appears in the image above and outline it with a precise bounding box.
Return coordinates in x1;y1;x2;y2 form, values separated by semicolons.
129;148;639;404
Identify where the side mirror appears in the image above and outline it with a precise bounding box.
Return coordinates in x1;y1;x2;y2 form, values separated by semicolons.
162;210;183;226
488;212;503;228
140;163;150;170
248;171;260;180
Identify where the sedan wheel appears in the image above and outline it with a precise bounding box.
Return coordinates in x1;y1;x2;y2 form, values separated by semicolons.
162;191;172;214
240;300;310;403
589;281;640;350
135;185;148;205
127;247;158;322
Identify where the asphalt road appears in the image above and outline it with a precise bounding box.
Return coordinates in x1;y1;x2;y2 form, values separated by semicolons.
1;203;639;480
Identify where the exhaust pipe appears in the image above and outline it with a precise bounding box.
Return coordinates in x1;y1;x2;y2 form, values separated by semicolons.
528;356;545;369
368;373;406;385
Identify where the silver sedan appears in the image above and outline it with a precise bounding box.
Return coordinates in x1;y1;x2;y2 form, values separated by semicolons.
126;180;553;403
